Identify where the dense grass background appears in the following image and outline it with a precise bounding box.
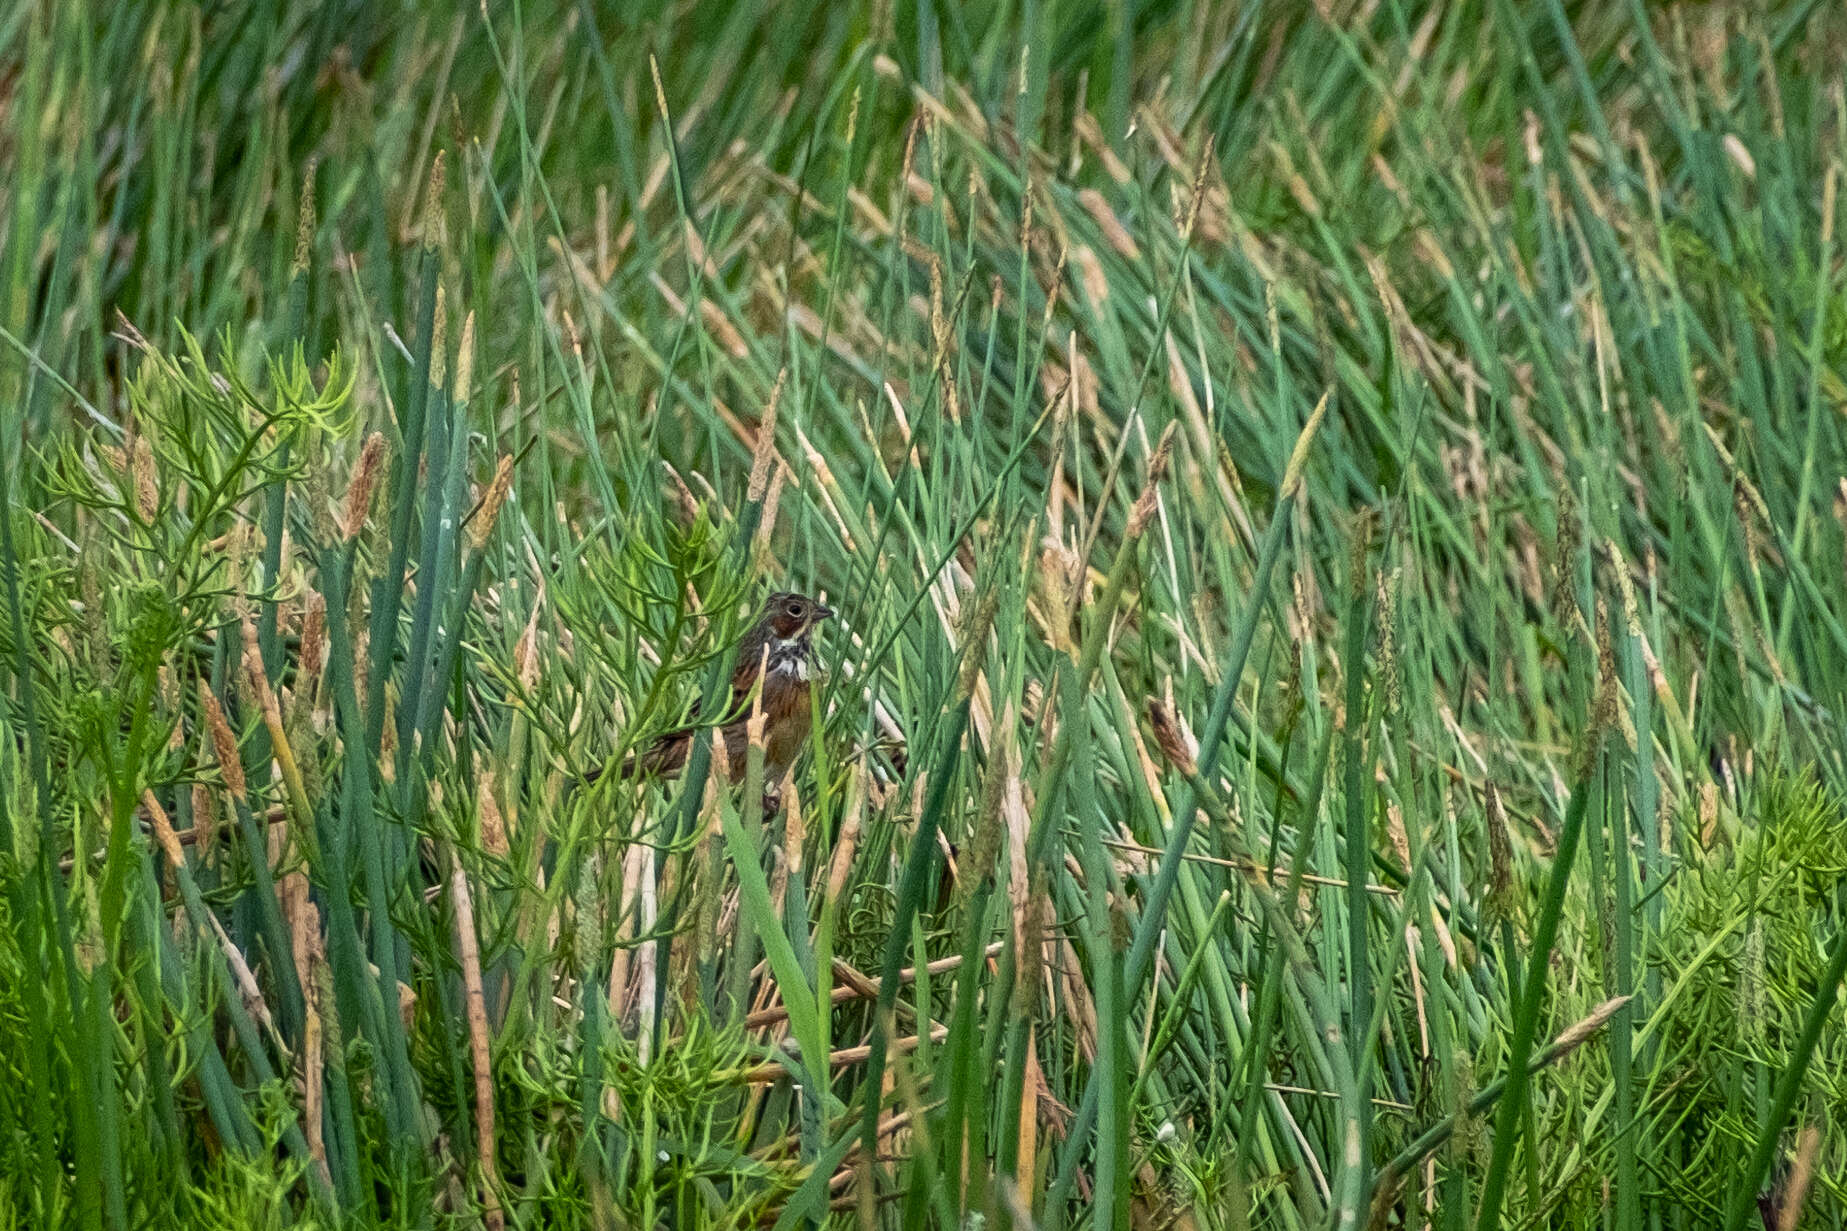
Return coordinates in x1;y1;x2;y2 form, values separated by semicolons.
3;0;1847;1227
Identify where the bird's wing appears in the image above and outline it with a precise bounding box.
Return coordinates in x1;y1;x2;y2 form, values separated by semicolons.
616;727;693;779
609;624;774;781
724;635;772;718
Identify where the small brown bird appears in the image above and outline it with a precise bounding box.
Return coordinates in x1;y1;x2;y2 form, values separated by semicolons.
595;591;833;809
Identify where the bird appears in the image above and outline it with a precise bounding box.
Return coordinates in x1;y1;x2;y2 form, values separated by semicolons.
591;590;834;812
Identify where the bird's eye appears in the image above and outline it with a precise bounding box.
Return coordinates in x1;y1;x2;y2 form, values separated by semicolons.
784;600;804;618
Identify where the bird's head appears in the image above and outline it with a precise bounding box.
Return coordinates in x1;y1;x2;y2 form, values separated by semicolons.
757;591;834;643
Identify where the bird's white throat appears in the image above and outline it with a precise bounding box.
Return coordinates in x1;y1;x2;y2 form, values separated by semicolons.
768;636;813;680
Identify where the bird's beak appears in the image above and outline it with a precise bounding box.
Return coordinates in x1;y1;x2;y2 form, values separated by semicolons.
813;605;835;622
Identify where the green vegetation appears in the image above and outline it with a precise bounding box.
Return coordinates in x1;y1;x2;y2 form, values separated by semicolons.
3;1;1846;1227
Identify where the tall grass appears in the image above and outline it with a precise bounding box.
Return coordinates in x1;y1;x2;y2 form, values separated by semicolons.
3;1;1847;1228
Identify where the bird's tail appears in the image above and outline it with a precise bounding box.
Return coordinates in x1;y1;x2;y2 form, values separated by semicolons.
581;729;692;787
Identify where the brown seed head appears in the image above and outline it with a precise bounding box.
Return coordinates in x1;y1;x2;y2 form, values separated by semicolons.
1147;699;1199;778
293;161;317;276
132;436;159;522
343;433;388;541
467;455;514;553
1551;994;1631;1056
954;587;1000;703
748;370;786;503
429;288;448;392
1126;422;1178;539
298;591;326;685
200;683;247;802
454;311;476;404
422;150;446;249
